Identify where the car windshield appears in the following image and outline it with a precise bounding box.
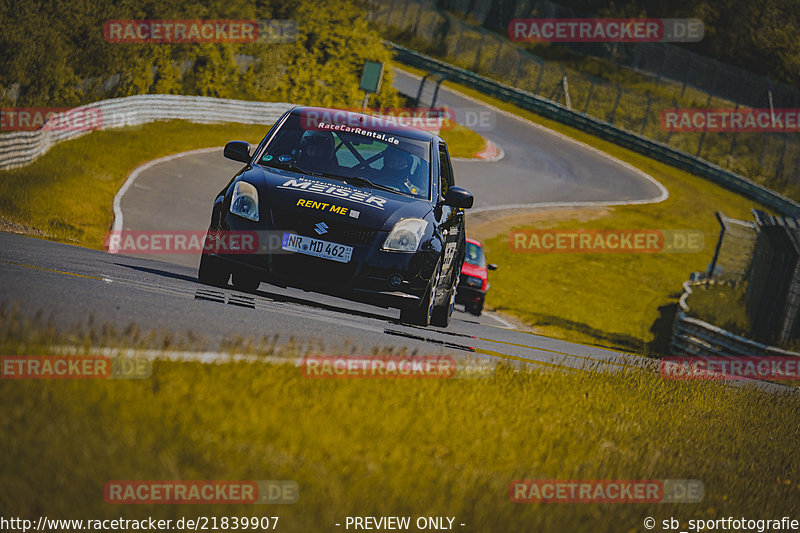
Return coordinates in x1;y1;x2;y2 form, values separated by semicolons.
257;111;431;199
464;242;486;267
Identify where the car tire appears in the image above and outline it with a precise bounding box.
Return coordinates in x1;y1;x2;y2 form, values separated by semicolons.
399;261;440;326
198;253;229;287
231;269;261;293
431;285;456;327
468;301;484;316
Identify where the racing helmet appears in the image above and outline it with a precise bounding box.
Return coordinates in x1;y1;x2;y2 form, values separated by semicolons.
300;130;334;160
384;146;412;172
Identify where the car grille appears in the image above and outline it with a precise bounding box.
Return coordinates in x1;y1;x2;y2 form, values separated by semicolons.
460;274;483;288
271;209;377;246
271;253;357;287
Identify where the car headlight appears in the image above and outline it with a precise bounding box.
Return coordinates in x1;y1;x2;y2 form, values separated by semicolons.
382;218;428;252
230;181;259;221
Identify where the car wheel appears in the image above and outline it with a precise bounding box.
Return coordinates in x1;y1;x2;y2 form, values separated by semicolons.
468;299;484;316
431;283;456;327
197;253;229;287
399;261;441;326
467;304;483;316
231;269;261;292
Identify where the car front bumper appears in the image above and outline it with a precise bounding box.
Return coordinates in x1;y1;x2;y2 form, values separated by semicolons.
208;211;439;310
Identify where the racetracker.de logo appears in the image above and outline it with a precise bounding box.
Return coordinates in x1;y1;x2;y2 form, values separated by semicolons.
105;230;263;255
660;357;800;381
509;479;704;503
1;107;102;132
103;19;297;44
301;356;457;379
104;481;298;504
1;355;151;380
509;229;703;253
661;108;800;132
508;18;703;43
104;20;256;43
300;108;455;134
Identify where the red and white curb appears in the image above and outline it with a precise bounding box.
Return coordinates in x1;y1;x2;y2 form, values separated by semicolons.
452;137;504;162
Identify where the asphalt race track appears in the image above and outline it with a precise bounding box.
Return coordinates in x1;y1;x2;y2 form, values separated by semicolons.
0;68;668;373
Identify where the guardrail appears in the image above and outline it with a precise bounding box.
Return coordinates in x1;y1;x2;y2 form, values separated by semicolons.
0;95;293;170
671;280;800;358
391;43;800;218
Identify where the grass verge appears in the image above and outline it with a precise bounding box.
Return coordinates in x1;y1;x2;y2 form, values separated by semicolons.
1;327;798;530
684;283;751;338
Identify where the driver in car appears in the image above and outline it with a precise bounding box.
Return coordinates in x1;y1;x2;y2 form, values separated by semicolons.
297;130;337;174
381;146;426;196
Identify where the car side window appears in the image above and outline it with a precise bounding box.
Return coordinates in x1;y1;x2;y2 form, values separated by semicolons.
438;143;454;199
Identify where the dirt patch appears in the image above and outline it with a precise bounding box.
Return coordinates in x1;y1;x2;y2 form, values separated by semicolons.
465;206;611;242
0;218;49;238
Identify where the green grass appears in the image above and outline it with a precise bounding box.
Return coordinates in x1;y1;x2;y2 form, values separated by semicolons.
684;283;751;338
393;60;769;353
1;341;799;530
0;118;485;248
0;306;798;528
441;120;487;157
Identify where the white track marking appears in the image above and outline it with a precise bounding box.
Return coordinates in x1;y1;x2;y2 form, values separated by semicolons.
111;147;222;235
484;311;515;329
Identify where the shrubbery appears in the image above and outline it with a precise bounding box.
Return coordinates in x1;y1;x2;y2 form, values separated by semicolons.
0;0;402;109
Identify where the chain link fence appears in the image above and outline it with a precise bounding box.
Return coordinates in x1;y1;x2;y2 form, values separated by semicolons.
700;209;800;347
706;212;758;282
369;0;800;199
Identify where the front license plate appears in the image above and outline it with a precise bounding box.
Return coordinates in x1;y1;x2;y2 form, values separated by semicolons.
281;233;353;263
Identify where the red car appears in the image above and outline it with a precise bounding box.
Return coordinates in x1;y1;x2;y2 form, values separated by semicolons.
456;238;497;316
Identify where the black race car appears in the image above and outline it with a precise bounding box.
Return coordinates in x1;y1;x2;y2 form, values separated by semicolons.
198;106;473;327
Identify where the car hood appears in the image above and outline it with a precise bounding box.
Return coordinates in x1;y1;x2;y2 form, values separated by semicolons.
243;165;432;230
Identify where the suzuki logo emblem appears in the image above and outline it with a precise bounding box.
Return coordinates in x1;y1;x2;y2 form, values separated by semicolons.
314;222;329;235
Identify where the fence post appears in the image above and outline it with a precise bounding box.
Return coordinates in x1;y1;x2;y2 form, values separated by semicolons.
774;135;787;182
666;99;678;144
473;30;487;72
400;0;411;28
640;91;651;135
790;147;800;183
490;36;504;74
729;102;739;155
583;78;595;114
550;80;563;102
707;211;728;278
608;83;622;124
679;50;692;98
658;44;669;87
696;92;712;157
451;21;464;59
560;65;571;108
534;60;545;94
512;52;525;86
384;0;395;24
412;0;424;34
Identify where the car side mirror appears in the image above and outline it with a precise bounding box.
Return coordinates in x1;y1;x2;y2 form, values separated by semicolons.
443;186;473;209
488;263;498;271
224;141;251;163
